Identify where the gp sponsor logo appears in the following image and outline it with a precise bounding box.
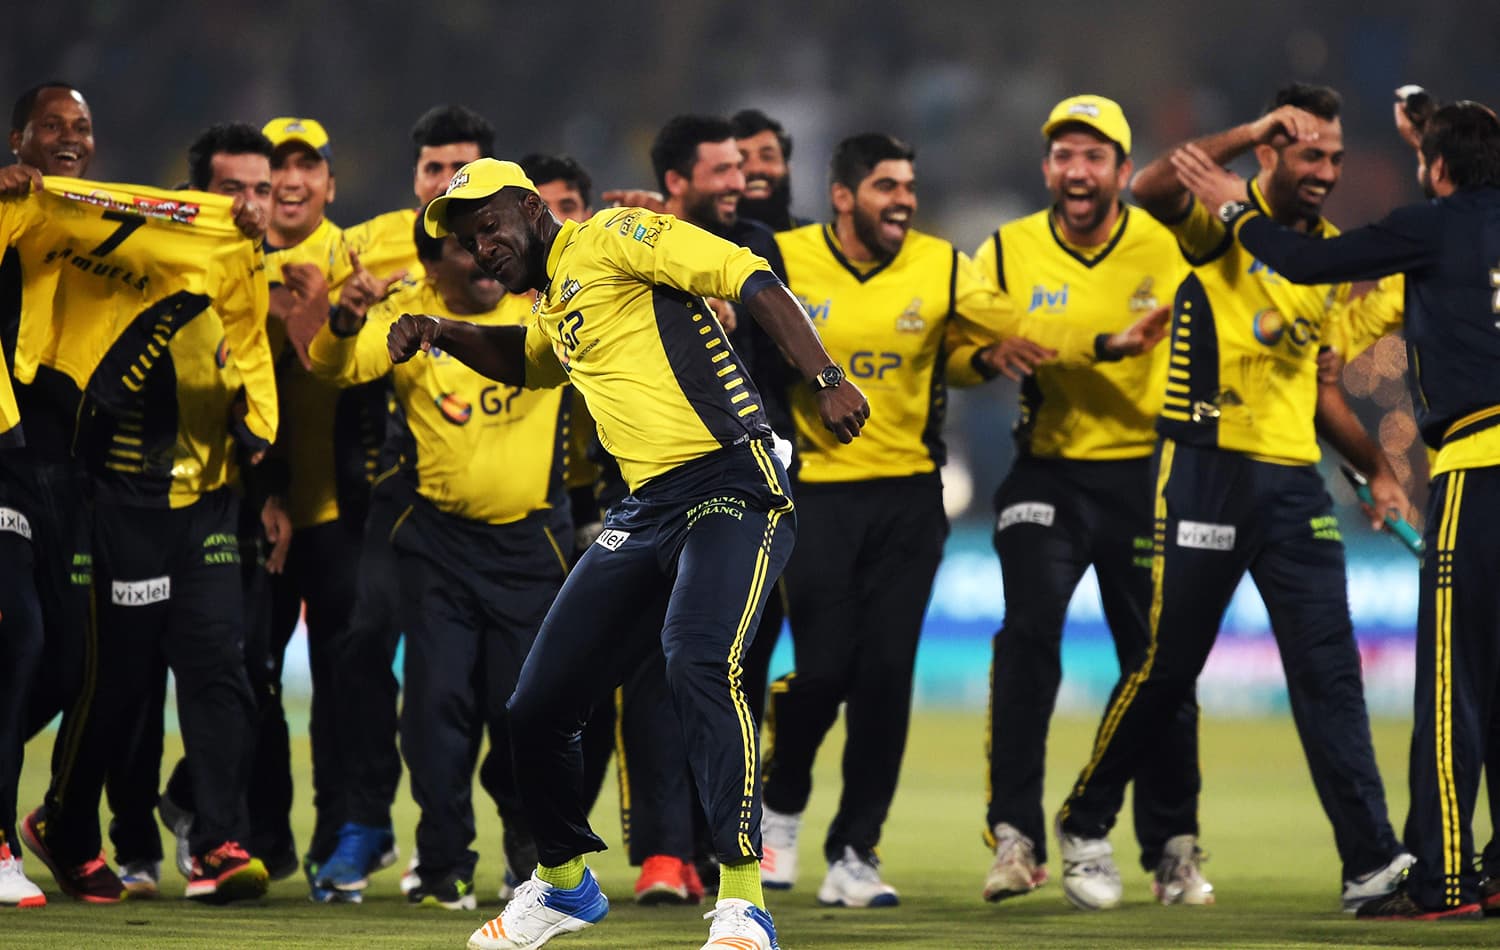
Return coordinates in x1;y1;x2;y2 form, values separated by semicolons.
594;529;631;551
112;576;171;606
0;506;33;540
1176;520;1236;552
997;502;1055;532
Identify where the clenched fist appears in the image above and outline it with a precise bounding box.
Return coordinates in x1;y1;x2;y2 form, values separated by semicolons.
388;313;444;363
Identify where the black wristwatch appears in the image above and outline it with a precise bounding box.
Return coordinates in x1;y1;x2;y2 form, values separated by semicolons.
1217;200;1252;224
810;364;845;391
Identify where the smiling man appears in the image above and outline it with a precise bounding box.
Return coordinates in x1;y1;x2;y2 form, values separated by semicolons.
756;132;1049;908
966;94;1198;910
1053;83;1415;915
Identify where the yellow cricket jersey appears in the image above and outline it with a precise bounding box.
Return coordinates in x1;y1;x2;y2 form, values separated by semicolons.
11;178;276;503
777;224;1009;483
342;208;425;289
265;217;380;528
0;196;45;447
308;283;566;525
971;206;1183;460
565;388;598;491
1157;180;1351;465
523;208;777;493
1326;273;1405;363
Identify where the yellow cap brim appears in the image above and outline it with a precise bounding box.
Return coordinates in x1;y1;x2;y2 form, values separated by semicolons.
423;159;538;238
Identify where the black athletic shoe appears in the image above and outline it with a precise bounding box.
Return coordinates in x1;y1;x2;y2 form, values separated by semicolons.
1355;884;1481;920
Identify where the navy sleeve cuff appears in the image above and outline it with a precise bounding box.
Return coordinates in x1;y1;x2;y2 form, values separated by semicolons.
970;347;1001;380
739;270;783;301
1094;334;1123;362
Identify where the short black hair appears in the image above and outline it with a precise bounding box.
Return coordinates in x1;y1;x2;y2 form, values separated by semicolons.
830;132;915;192
1265;83;1342;121
1420;101;1500;190
11;81;79;133
413;201;446;262
730;109;793;161
518;153;593;210
410;105;495;163
650;114;735;193
187;122;273;190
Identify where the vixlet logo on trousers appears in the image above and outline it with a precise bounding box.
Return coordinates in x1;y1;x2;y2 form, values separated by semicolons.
1176;520;1236;552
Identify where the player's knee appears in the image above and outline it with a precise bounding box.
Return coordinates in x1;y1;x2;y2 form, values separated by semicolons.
994;614;1067;654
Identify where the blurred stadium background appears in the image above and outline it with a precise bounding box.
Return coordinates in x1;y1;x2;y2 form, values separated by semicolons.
9;1;1499;716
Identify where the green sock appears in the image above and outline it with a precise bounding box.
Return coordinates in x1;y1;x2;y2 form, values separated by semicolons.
535;856;586;890
718;857;765;908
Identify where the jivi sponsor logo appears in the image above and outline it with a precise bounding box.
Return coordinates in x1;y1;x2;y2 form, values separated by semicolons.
1176;520;1236;552
997;502;1055;532
112;576;172;606
594;529;631;551
0;506;33;540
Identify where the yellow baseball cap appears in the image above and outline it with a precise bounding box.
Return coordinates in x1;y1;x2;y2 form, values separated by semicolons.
1041;95;1132;155
262;117;333;162
423;158;538;237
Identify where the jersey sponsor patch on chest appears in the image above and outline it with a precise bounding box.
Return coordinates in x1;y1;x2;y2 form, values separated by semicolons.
594;528;631;551
1028;283;1069;313
1176;520;1236;552
997;501;1055;532
0;506;32;541
112;575;172;606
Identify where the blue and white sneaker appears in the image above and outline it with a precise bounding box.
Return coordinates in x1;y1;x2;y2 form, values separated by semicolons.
700;898;781;949
467;869;610;949
306;858;363;904
316;823;397;892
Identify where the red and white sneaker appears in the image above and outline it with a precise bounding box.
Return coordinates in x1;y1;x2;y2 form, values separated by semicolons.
185;842;268;903
0;842;46;908
635;855;690;905
20;808;123;903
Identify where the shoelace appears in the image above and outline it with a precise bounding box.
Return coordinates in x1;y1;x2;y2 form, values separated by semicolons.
703;902;757;936
76;854;110;877
208;842;250;865
995;836;1034;865
841;856;885;884
503;877;548;920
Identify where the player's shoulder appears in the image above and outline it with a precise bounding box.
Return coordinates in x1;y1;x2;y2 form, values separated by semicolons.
775;221;825;252
898;227;958;264
345;207;415;242
995;208;1056;248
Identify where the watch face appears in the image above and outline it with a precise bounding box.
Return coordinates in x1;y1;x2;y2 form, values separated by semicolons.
818;365;843;388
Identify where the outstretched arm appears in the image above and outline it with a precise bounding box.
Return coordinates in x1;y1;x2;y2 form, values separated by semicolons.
387;313;530;386
741;280;869;444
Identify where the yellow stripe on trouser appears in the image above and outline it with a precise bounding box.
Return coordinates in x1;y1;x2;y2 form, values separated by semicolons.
725;441;792;856
613;686;631;845
1435;471;1464;904
51;580;100;805
1061;439;1176;820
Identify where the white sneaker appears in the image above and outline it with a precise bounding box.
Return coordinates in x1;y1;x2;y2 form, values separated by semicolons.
1152;834;1213;905
816;846;899;908
983;822;1048;902
1342;852;1416;912
1055;818;1122;910
0;843;46;908
120;859;161;898
157;794;193;879
399;848;420;895
700;898;781;949
760;807;800;890
467;869;610;950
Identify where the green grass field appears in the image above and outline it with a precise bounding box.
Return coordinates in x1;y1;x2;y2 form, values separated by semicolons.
10;711;1497;948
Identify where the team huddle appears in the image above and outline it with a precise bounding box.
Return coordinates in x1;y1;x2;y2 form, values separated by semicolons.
0;75;1498;950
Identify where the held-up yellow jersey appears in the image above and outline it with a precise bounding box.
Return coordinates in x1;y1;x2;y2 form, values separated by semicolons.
265;217;381;528
308;283;566;525
1325;273;1405;363
523;208;777;493
777;224;1008;483
972;206;1184;460
0;197;44;447
1156;180;1350;465
343;208;425;289
12;178;276;501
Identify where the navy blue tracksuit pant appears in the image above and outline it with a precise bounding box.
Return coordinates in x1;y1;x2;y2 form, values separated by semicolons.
1404;465;1500;910
395;490;570;883
1059;440;1401;883
507;439;795;868
988;455;1200;871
